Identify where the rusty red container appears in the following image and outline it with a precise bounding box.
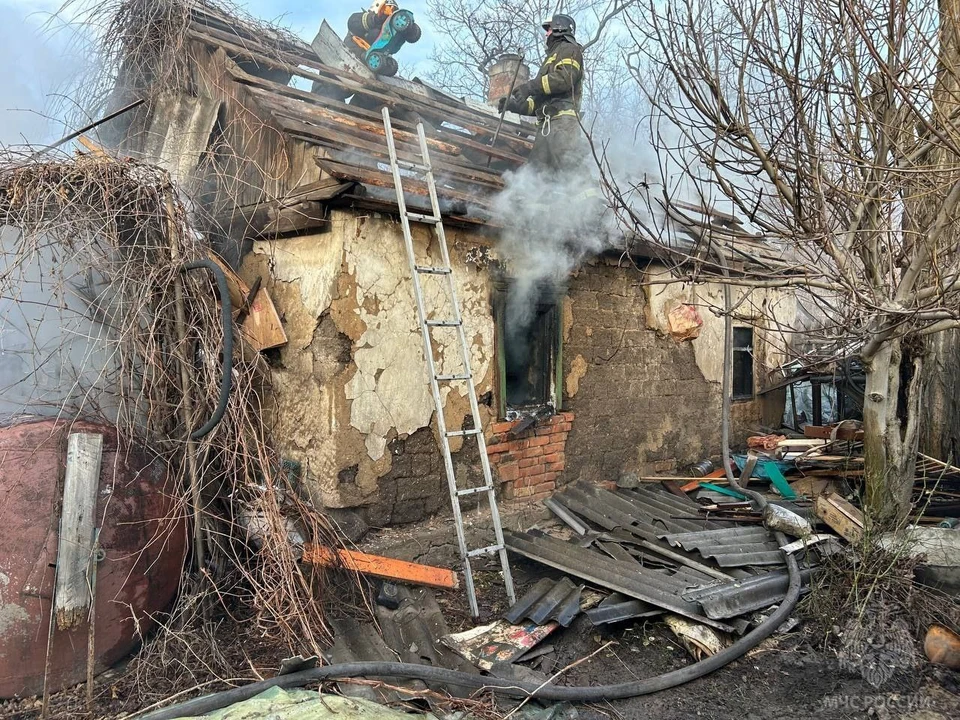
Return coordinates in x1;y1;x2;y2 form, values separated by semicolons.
0;419;186;698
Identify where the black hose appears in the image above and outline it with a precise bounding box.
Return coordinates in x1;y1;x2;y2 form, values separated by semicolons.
180;259;233;440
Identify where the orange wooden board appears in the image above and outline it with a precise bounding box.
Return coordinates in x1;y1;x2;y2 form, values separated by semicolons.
302;544;459;590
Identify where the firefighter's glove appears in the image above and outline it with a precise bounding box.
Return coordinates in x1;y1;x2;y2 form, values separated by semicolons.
498;95;526;114
512;80;536;100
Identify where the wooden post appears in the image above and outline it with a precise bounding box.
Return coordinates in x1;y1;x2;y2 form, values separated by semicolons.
54;433;103;629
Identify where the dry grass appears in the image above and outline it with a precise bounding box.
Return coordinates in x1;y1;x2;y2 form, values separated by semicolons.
801;525;960;688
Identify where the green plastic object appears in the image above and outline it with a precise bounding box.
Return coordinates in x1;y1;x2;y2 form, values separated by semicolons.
761;463;797;500
698;482;747;500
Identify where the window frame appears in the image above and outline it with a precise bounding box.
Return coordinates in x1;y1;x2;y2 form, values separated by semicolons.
732;326;755;401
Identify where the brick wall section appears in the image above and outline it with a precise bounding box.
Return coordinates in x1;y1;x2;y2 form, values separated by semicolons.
562;263;724;481
487;412;574;501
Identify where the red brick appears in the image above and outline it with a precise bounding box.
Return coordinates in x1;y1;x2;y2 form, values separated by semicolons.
546;462;565;474
492;421;517;434
485;442;513;455
513;485;535;498
519;464;545;478
542;452;564;464
497;463;519;482
531;481;557;494
530;491;553;502
542;442;566;455
496;453;518;465
518;456;540;468
521;445;542;458
528;436;550;447
559;412;575;421
540;471;560;484
556;422;573;432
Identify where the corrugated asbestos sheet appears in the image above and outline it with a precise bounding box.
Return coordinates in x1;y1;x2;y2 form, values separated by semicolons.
504;530;733;632
550;483;751;579
682;567;817;619
660;526;786;567
504;577;583;627
325;585;478;701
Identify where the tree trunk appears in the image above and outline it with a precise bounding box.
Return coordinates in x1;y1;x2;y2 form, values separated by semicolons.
862;338;923;523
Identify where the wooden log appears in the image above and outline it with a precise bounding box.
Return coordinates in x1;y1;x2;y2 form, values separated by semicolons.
54;433;103;630
302;545;459;589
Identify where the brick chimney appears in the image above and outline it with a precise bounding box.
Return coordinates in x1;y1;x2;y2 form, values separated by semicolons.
486;53;530;106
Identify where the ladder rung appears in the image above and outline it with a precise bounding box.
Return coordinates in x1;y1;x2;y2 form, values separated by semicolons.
426;319;461;327
446;428;481;437
436;373;471;381
467;544;504;558
397;159;427;172
457;485;494;498
406;212;441;225
416;265;452;275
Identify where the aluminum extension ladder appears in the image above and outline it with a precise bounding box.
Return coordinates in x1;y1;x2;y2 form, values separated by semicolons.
380;107;515;616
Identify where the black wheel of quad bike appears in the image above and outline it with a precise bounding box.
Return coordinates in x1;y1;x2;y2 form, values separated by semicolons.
405;23;422;43
382;56;399;77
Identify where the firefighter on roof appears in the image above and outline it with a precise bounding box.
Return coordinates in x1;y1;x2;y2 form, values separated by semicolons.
499;14;586;173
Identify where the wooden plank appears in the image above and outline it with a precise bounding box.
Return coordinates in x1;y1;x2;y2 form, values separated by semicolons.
803;424;865;441
814;493;864;543
247;85;464;156
231;67;530;165
311;19;376;79
316;156;484;207
206;253;288;351
264;200;329;235
190;25;535;149
54;433;103;630
302;545;459;589
76;135;109;157
280;120;505;193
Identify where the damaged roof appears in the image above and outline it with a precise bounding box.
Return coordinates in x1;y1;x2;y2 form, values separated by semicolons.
128;2;535;229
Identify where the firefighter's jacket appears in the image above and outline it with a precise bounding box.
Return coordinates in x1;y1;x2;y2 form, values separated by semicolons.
516;39;584;123
347;11;386;44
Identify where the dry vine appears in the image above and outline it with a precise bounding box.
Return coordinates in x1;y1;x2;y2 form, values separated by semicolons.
0;152;346;712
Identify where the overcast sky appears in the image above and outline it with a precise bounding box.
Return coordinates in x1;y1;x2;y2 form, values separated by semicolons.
0;0;438;146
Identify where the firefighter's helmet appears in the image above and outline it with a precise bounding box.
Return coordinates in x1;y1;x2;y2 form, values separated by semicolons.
369;0;399;14
542;14;576;36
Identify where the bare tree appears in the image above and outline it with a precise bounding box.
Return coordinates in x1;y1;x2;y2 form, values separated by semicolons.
602;0;960;520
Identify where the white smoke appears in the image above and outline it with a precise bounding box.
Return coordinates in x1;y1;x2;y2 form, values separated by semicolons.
493;159;611;336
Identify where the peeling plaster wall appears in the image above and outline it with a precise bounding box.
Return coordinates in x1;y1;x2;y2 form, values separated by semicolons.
241;210;495;520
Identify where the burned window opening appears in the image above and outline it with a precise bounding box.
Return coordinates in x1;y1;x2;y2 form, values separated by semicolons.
733;327;755;400
493;279;562;417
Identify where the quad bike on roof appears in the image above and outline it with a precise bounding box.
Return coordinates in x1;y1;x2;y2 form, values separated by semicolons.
346;1;422;77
